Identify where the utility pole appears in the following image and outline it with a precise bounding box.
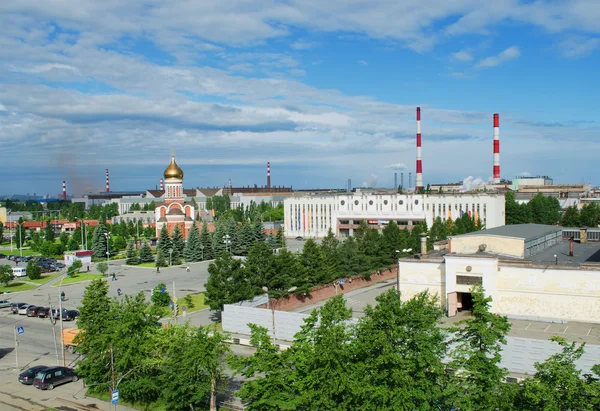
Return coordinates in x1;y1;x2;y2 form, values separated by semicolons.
14;326;18;369
48;294;59;365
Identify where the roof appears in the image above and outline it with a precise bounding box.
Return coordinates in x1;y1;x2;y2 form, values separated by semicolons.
454;224;562;242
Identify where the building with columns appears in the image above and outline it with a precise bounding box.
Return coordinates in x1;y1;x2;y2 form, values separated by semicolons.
154;154;195;238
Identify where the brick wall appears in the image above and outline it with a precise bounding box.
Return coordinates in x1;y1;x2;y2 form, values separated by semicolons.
260;267;398;312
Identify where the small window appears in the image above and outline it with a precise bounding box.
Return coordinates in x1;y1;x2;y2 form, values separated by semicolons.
399;200;404;205
340;200;345;206
384;200;388;205
369;200;373;205
354;200;359;205
55;370;63;377
415;200;419;205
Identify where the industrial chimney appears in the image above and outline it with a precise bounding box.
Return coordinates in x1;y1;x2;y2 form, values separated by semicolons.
394;172;397;190
267;162;271;189
159;178;164;190
409;172;412;189
347;178;351;193
415;107;423;191
493;113;500;184
62;181;66;200
401;173;404;188
105;169;110;192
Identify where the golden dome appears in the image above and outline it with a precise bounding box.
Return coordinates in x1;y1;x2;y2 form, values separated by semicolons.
164;155;184;180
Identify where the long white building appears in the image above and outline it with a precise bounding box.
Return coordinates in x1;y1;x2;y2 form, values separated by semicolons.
284;192;506;238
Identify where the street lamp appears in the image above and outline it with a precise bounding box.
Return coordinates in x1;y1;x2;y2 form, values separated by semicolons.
57;273;68;367
200;244;204;260
16;222;23;257
224;234;231;254
169;248;173;266
554;254;558;265
395;248;412;297
75;218;84;250
104;233;110;277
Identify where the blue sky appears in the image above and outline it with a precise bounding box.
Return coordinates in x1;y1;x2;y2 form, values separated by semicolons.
0;1;599;196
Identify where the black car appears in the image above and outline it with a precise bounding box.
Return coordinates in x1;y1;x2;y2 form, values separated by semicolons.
33;366;78;390
10;302;27;314
19;365;49;385
37;307;50;318
26;306;42;317
51;309;79;321
0;253;6;259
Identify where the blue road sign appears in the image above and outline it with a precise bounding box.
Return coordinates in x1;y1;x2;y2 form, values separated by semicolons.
111;390;119;404
169;301;174;308
17;326;24;335
339;279;345;285
161;287;166;293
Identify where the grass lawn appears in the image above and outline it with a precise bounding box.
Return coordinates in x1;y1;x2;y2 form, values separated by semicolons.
86;390;170;411
0;248;41;257
0;281;37;293
28;273;60;285
184;292;208;314
55;273;104;286
131;261;157;268
203;322;223;333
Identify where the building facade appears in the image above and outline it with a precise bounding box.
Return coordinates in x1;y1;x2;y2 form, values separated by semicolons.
284;192;505;238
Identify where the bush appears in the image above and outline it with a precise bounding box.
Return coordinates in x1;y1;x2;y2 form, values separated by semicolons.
97;261;108;276
151;283;171;307
184;294;195;309
26;260;42;280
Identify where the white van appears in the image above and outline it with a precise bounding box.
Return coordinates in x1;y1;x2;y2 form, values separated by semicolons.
12;267;27;277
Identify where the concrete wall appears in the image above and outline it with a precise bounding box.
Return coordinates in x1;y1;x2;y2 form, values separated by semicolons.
451;235;524;258
223;304;310;341
399;260;445;304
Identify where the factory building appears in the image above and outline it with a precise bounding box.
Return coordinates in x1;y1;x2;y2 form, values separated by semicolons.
284;192;505;238
398;224;600;323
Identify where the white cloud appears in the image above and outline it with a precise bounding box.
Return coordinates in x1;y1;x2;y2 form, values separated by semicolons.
475;46;520;69
560;36;600;58
362;173;378;187
452;50;473;62
291;40;319;50
385;163;407;170
358;60;368;65
289;68;307;76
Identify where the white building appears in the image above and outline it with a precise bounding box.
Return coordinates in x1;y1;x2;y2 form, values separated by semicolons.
284;192;506;238
399;224;600;323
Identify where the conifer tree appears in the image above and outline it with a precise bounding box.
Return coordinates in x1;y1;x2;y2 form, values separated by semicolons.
139;241;155;263
171;224;185;265
156;225;171;267
212;222;226;255
92;223;109;260
267;233;278;249
276;226;286;248
125;240;140;265
199;223;214;260
252;220;266;243
184;223;199;262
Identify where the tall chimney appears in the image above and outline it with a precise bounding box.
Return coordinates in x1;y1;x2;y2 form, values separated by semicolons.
105;169;110;192
409;172;412;189
394;172;397;189
415;107;424;191
159;178;164;190
347;178;351;192
401;173;404;188
493;113;500;184
62;181;66;200
267;162;271;189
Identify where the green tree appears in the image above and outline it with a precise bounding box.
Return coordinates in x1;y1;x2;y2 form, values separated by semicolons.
199;223;214;260
560;206;581;227
44;217;55;243
205;253;253;311
235;223;254;255
139;242;155;263
67;259;83;276
92;223;109;260
151;283;171;307
447;284;512;410
429;216;449;243
125;240;140;265
171;224;185;265
184;223;200;262
67;233;80;251
156;225;171;267
580;203;600;227
30;231;42;251
245;241;276;295
0;264;14;286
59;231;69;248
276;226;286;248
320;228;341;283
252;220;266;243
0;221;4;244
96;261;108;276
299;239;325;291
26;260;42;280
528;193;561;225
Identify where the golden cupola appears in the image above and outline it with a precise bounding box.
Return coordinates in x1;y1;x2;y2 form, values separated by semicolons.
164;154;184;180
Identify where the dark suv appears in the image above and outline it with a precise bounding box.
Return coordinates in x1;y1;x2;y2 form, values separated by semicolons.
33;366;78;390
19;365;49;385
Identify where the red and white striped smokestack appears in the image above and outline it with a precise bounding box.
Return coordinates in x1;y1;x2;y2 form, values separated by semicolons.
105;169;110;192
267;162;271;189
62;181;66;200
415;107;423;191
159;178;164;190
493;113;500;184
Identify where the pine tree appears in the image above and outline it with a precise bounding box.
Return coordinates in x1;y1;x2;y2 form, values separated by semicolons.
156;225;171;267
252;220;266;243
171;224;185;265
225;217;239;254
199;223;214;260
184;223;199;262
212;222;226;256
92;223;108;260
276;226;286;248
139;241;155;263
125;240;140;265
267;233;277;249
235;223;254;255
44;217;55;243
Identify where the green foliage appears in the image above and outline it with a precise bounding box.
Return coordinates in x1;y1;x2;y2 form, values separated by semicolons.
206;195;231;219
506;191;562;226
92;223;109;259
26;260;42;280
184;294;195;309
580;203;600;227
156;225;171;267
561;205;581;227
276;226;286;248
138;242;155;263
96;261;108;276
171;224;185;265
205;253;253;311
44;217;55;243
183;223;200;262
67;259;83;276
111;235;127;251
151;283;171;307
0;264;14;286
199;223;214;260
39;240;65;257
59;231;69;247
125;241;140;265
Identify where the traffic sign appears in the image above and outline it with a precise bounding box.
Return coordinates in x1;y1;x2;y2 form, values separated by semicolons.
160;287;166;293
182;305;186;311
173;297;177;303
111;390;119;404
169;301;174;308
17;326;24;335
339;279;345;285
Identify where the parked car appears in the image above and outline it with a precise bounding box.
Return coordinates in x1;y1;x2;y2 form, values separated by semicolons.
11;302;27;314
0;300;12;309
37;307;50;318
19;365;49;385
26;306;42;317
18;304;33;315
295;236;304;240
51;308;79;321
0;253;6;259
8;255;18;261
33;366;78;390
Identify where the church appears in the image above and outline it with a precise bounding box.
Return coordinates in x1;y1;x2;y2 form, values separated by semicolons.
155;152;196;238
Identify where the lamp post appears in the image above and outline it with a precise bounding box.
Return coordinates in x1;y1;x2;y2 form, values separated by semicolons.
104;233;110;277
554;254;558;265
8;209;12;253
17;222;23;257
200;244;204;260
224;234;231;254
58;273;68;366
395;248;412;298
169;248;173;266
76;218;84;250
262;286;297;344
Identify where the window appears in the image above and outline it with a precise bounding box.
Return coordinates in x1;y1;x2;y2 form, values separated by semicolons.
354;200;359;205
384;200;388;205
415;200;419;205
456;275;482;285
399;200;404;205
55;370;63;377
369;200;373;205
341;200;345;205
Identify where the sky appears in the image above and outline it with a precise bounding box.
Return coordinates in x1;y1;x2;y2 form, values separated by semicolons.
0;0;599;196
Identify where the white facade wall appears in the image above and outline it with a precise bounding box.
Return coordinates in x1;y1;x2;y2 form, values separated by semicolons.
284;193;505;238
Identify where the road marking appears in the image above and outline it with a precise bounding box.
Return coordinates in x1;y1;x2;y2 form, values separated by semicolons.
544;325;550;332
563;326;568;334
587;328;592;336
525;323;531;330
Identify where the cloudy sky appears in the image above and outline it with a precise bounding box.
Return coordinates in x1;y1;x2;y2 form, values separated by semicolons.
1;1;599;196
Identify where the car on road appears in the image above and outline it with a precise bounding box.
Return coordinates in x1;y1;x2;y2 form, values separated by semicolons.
10;302;27;314
51;308;79;321
26;306;42;317
295;236;304;240
37;307;50;318
18;304;33;315
19;365;49;385
33;366;78;390
0;300;12;309
0;253;6;259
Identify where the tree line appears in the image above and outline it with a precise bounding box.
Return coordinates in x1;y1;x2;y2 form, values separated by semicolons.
233;285;600;410
560;203;600;228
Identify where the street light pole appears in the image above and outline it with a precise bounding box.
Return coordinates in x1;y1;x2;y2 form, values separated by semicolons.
18;223;22;257
58;273;67;366
224;234;231;254
200;244;204;260
104;233;110;277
